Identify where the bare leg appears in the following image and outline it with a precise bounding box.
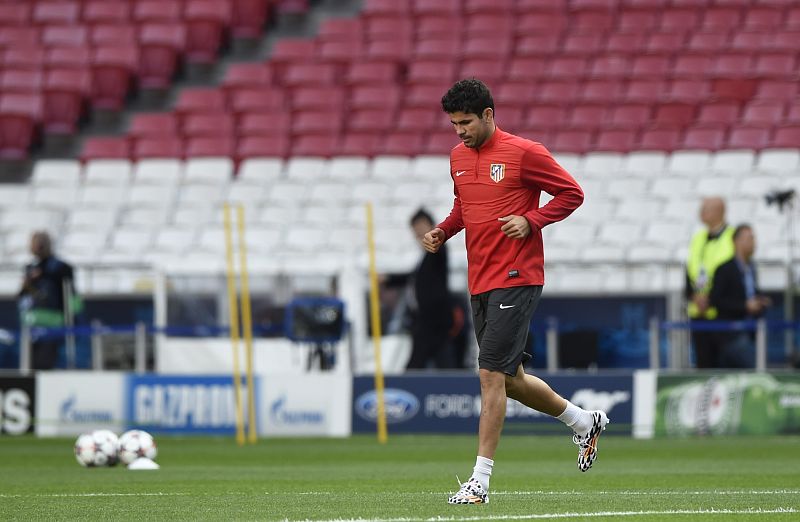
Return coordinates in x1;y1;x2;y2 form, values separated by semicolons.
504;364;567;417
477;368;507;459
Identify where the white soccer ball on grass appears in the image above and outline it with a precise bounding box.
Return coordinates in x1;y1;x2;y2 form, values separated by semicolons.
118;429;158;465
74;429;120;467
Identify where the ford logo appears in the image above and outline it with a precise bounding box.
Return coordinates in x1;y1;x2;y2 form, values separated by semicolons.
355;389;419;424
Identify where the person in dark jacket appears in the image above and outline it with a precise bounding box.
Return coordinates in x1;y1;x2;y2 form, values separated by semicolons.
18;231;76;369
710;224;771;368
385;209;454;369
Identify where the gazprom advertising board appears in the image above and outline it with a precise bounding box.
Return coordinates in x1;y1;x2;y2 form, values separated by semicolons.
36;372;125;437
352;374;633;434
125;375;260;435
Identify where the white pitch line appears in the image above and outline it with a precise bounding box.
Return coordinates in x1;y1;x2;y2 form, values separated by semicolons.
287;508;798;522
0;492;189;498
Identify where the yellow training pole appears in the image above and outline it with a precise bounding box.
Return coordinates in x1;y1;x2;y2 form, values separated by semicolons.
365;202;388;444
236;204;258;444
223;203;246;446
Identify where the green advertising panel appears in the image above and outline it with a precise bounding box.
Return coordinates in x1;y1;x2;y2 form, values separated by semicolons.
655;373;800;437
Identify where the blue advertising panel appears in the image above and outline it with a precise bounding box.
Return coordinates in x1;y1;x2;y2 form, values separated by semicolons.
353;373;633;434
125;375;259;435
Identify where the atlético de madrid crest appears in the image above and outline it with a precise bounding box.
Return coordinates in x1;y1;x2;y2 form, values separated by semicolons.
490;163;505;183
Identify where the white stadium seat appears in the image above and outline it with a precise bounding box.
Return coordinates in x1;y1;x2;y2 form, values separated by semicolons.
0;184;30;209
84;160;132;186
755;150;800;174
236;158;284;184
711;150;756;175
32;186;79;210
227;181;267;205
127;185;177;208
667;151;712;175
133;159;183;186
31;160;81;186
184;158;234;185
622;152;667;175
66;208;117;232
582;152;624;178
371;156;412;180
410;155;449;180
79;185;128;208
285;157;328;181
328;157;370;180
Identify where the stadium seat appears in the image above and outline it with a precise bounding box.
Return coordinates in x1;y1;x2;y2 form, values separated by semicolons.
610;104;652;129
506;56;547;82
238;113;290;138
727;126;771;150
133;0;182;23
659;8;701;31
90;24;137;46
595;130;638;153
682;127;727;150
0;4;31;26
561;34;606;57
83;159;132;186
317;40;364;64
345;62;400;86
237;136;290;159
229;87;286;115
645;32;686;53
291;86;345;111
84;1;131;24
231;0;270;39
185;137;236;158
580;80;625;104
550;130;594;154
772;125;800;149
184;0;231;64
139;23;187;89
0;94;41;159
697;102;741;127
605;33;647;55
183;112;236;138
42;68;90;134
687;32;730;53
221;63;271;94
339;133;381;156
80;136;130;161
639;128;682;152
3;47;45;70
133;137;183;159
653;103;696;127
129;113;180;140
0;70;43;93
91;46;139;110
0;27;40;48
379;132;425;156
46;46;90;69
624;80;668;103
34;1;81;25
282;63;339;87
175;88;227;117
350;86;400;111
741;101;786;126
407;60;457;85
568;105;607;130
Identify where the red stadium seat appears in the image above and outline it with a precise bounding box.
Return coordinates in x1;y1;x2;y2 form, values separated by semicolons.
687;32;730;53
462;36;513;60
495;107;524;133
696;102;741;127
616;10;658;33
515;35;560;57
350;86;401;110
345;62;400;86
701;7;742;31
459;60;507;82
379;131;425;156
185;0;231;64
464;14;515;39
274;0;310;17
33;1;80;25
754;53;798;78
712;53;754;78
604;33;647;55
80;136;131;161
768;32;800;53
237;135;290;159
561;34;605;57
413;38;460;60
668;79;710;102
412;0;461;16
407;61;457;85
787;105;800;125
772;126;800;148
754;80;798;100
222;63;272;93
495;83;537;107
292;110;342;136
364;39;413;62
659;9;701;31
184;136;236;158
183;112;236;138
268;38;316;69
91;46;138;110
742;8;783;31
365;16;413;42
572;11;614;33
537;81;580;105
682;127;726;150
0;94;42;159
133;0;183;23
340;133;381;156
238;113;291;138
90;24;137;46
231;0;270;39
0;28;41;48
549;130;593;154
567;104;607;131
645;32;687;53
133;137;183;159
466;0;513;14
175;88;227;117
42;26;89;47
525;105;569;131
595;129;638;153
653;103;696;127
42;68;90;134
3;47;46;70
282;63;338;87
139;23;187;89
711;79;758;102
507;57;547;83
361;0;411;17
318;17;362;42
624;80;668;103
317;40;364;64
640;128;681;152
729;32;767;52
515;13;567;35
291;86;346;111
589;55;631;79
291;134;336;157
423;131;459;155
416;16;458;40
0;70;43;93
630;55;671;79
45;46;91;69
406;83;450;110
741;101;785;126
83;1;131;25
396;108;438;132
0;4;30;26
610;104;652;129
129;113;180;139
546;57;588;80
727;126;771;150
673;55;714;78
229;88;286;115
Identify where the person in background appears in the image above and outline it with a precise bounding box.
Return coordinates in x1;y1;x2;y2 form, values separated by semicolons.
710;224;771;368
17;231;76;370
385;208;455;370
685;197;735;368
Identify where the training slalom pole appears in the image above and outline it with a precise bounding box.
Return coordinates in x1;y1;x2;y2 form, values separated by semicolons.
236;204;258;444
365;202;388;444
223;203;246;446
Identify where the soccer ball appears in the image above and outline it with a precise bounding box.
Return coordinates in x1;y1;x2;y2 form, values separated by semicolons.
74;429;120;467
118;429;158;465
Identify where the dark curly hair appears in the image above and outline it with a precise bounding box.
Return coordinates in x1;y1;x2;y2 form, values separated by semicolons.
441;79;494;116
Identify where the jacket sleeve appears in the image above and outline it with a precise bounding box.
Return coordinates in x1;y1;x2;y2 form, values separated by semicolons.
437;184;464;242
519;145;584;230
709;263;747;318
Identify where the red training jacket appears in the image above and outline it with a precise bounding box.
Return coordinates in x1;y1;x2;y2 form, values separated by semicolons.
437;127;584;295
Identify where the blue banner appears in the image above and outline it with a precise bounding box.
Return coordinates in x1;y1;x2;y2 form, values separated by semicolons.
125;375;259;435
353;373;633;434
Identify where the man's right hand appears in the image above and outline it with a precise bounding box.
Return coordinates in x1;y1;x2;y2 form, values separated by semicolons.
422;228;446;253
692;293;709;314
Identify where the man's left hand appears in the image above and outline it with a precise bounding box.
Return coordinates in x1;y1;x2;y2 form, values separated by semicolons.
499;215;531;239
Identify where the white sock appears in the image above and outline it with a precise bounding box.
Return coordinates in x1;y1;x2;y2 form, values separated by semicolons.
556;400;593;435
471;456;493;491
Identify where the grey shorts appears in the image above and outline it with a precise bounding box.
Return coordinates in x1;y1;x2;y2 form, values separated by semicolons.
470;285;543;375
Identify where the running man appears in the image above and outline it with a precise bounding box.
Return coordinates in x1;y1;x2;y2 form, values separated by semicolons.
424;79;609;505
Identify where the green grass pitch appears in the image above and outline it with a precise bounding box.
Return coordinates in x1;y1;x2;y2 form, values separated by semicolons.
1;434;798;521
